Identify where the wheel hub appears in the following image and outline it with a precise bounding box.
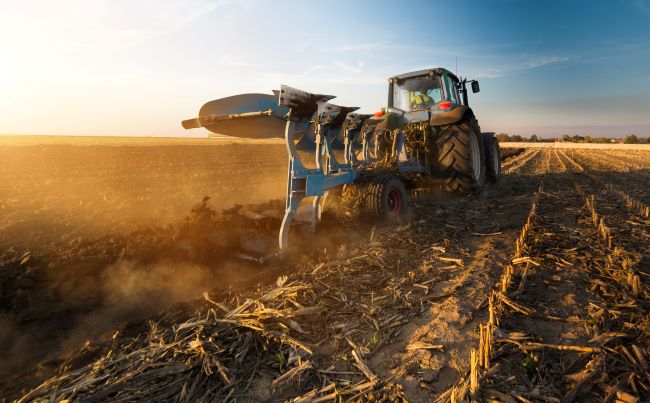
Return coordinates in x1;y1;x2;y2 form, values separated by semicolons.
387;189;401;214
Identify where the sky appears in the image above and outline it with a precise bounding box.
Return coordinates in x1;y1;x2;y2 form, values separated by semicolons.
1;0;649;137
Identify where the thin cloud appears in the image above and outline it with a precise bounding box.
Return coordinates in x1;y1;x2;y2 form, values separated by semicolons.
332;60;365;74
473;55;573;78
520;55;572;69
327;41;486;60
251;62;385;89
331;42;390;52
326;74;386;86
0;0;241;57
633;0;650;14
302;65;327;75
101;0;242;51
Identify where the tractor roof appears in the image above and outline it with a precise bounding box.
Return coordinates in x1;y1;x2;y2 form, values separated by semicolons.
389;67;459;83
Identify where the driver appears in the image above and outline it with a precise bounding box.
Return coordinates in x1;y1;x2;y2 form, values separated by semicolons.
409;90;433;110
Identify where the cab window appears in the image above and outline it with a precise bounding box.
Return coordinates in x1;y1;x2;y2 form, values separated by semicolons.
426;88;443;103
392;76;444;111
444;74;460;105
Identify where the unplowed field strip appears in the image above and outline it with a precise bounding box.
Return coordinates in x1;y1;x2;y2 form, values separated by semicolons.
502;148;542;174
597;149;650;170
573;149;650;179
439;148;650;401
567;149;650;205
485;184;646;400
547;149;567;173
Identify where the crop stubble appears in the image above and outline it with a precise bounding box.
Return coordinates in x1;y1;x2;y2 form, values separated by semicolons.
2;139;650;402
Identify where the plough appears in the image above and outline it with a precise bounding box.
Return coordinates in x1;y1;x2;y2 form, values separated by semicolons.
183;67;502;250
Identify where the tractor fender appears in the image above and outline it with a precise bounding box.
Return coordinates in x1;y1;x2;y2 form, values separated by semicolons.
429;105;471;126
363;112;407;142
367;112;407;132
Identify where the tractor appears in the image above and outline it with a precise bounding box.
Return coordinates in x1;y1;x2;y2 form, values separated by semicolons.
182;67;501;249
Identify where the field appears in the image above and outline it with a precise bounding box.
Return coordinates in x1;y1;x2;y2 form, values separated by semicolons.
2;138;650;401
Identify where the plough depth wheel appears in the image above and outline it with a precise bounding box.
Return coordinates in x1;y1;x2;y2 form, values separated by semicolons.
366;175;409;221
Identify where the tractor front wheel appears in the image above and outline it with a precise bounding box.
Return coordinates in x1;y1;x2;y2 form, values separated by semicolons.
366;175;409;221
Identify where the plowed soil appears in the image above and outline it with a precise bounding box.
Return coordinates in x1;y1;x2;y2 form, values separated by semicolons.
2;138;650;402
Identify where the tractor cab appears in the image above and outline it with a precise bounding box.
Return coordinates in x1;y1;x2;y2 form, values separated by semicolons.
387;68;480;119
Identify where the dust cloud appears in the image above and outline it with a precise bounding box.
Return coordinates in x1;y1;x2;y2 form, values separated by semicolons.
60;259;219;350
0;139;292;395
0;139;367;396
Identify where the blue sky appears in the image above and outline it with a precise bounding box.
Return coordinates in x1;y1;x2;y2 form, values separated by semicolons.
1;0;649;137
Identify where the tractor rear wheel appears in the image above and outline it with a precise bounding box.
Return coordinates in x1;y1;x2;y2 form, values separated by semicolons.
366;175;409;221
435;116;486;193
483;134;501;182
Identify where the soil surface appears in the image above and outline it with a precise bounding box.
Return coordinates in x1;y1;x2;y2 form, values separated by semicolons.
1;138;649;402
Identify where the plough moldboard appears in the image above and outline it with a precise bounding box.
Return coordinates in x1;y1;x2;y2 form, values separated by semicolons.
183;85;427;250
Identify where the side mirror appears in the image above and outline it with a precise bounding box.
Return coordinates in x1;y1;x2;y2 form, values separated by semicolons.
471;81;480;93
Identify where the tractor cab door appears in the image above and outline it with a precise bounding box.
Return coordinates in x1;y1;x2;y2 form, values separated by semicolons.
443;73;462;106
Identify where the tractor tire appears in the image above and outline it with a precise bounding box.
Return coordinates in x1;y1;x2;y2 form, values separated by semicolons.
483;134;501;182
435;116;486;193
366;175;409;221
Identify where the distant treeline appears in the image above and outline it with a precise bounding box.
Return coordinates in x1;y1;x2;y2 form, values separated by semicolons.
496;133;650;144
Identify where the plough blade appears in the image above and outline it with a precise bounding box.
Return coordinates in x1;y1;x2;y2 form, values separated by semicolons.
182;93;288;138
330;112;372;151
295;104;360;152
278;85;335;118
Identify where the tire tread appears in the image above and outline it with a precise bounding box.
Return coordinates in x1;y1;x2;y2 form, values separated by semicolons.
435;115;486;193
